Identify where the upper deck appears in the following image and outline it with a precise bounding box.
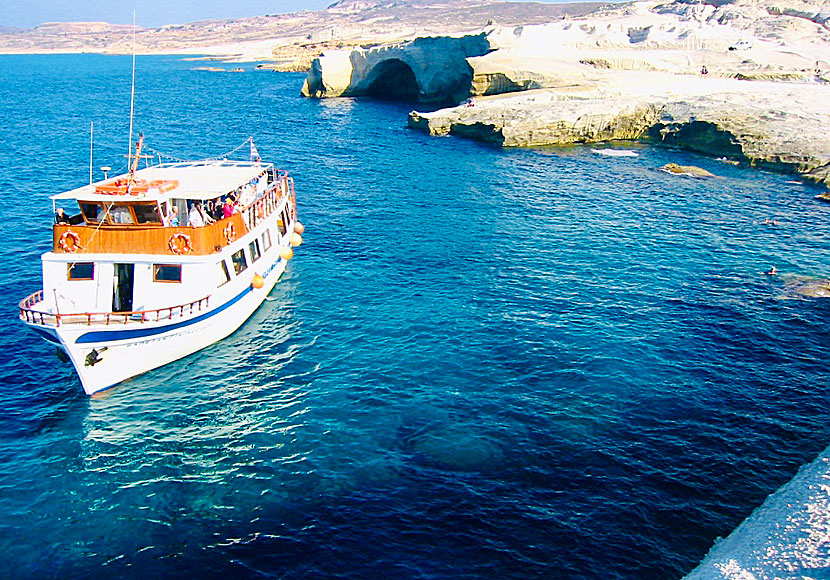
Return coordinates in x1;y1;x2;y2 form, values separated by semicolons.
50;160;295;256
52;160;274;203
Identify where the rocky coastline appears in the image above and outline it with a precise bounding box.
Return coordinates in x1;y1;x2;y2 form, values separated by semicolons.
2;0;828;188
301;0;830;189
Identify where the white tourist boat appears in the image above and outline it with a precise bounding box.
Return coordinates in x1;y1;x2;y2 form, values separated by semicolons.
18;137;304;395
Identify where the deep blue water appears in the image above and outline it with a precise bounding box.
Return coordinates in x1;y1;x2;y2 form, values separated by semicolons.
1;54;829;579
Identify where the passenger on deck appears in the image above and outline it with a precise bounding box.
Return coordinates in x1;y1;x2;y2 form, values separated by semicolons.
109;205;132;224
212;199;224;221
166;206;179;227
199;201;215;225
188;202;206;227
55;208;70;224
222;196;236;218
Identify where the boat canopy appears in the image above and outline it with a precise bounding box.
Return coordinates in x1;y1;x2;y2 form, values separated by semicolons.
50;160;273;202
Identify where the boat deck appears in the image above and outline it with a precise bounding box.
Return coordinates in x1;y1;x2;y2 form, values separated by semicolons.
20;290;211;327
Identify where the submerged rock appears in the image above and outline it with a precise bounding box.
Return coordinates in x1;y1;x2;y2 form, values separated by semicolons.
410;430;503;472
785;278;830;298
397;419;503;472
592;148;639;157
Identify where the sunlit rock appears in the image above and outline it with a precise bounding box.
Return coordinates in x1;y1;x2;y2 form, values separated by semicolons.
302;33;492;103
659;163;716;177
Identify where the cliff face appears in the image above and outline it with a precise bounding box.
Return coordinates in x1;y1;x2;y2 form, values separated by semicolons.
408;92;663;146
387;0;830;187
296;0;830;186
407;78;830;188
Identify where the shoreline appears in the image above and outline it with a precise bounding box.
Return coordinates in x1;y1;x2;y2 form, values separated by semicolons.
300;0;830;190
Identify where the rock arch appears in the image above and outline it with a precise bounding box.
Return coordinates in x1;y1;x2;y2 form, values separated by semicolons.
301;33;491;104
365;59;420;101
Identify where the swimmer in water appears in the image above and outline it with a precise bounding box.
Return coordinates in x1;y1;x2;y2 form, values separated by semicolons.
765;266;777;276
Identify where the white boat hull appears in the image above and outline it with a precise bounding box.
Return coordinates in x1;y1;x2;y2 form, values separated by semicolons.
26;252;288;396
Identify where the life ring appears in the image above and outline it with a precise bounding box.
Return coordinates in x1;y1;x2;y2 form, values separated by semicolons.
224;223;236;243
168;233;192;255
59;230;82;253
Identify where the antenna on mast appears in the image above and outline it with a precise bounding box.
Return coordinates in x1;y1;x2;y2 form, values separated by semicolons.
127;10;136;164
89;121;94;185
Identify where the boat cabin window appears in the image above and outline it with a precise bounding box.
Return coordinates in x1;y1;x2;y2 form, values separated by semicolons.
153;264;182;283
67;262;95;280
79;202;104;224
277;214;287;236
262;229;272;251
231;249;247;275
108;205;134;225
134;203;163;225
249;239;261;262
217;260;231;286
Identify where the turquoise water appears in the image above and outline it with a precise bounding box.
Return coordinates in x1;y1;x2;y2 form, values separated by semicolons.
1;54;829;579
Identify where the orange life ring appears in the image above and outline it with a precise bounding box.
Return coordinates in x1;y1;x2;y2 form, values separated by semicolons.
224;223;236;243
59;231;82;253
168;233;192;255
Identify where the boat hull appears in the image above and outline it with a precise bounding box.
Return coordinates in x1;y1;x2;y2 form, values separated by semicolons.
24;254;288;395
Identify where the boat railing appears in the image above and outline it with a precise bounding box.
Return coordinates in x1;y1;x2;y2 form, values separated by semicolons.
240;172;293;230
19;290;211;327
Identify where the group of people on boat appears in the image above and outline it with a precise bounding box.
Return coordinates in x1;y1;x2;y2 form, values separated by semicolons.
53;172;271;229
175;177;263;227
169;194;242;227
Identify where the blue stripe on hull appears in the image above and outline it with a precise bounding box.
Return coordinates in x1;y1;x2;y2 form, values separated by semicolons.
75;285;255;344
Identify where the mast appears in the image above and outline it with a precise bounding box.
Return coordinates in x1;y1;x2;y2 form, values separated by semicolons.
126;134;144;195
89;121;94;185
127;11;136;165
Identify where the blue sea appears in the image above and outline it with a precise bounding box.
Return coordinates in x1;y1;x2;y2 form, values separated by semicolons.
1;54;829;579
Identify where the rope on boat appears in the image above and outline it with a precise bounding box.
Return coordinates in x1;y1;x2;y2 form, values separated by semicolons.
144;137;255;164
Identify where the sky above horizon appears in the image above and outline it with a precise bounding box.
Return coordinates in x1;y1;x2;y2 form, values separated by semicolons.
0;0;586;29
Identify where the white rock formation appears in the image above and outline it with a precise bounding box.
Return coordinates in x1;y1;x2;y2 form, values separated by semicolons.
408;72;830;186
404;0;830;186
301;33;492;102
